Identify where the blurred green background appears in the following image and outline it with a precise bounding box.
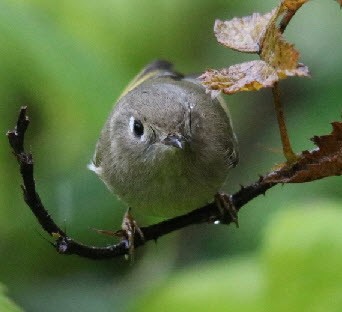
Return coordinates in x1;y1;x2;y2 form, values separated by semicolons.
0;0;341;311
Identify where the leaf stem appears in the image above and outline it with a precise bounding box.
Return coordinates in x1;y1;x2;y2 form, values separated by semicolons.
272;82;297;163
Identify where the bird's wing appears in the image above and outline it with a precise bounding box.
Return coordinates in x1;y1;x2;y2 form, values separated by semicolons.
119;60;184;100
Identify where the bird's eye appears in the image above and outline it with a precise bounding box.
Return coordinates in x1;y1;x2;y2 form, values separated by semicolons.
133;119;144;137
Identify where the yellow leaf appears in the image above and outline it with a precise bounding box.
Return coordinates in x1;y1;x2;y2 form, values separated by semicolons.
260;2;303;71
261;31;300;70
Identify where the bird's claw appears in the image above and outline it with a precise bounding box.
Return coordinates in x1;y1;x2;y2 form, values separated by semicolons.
215;193;239;227
119;208;145;260
92;208;144;261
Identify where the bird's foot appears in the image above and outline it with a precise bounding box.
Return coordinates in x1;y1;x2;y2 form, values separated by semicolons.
92;208;144;261
117;208;145;260
214;193;239;228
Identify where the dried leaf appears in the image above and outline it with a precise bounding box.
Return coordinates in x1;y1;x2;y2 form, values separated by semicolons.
277;63;310;78
214;10;275;53
203;0;311;94
265;122;342;183
261;28;298;70
201;61;309;95
201;61;277;94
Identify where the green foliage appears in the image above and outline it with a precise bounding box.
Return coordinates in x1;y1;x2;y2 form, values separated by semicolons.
262;203;342;312
0;0;341;311
0;284;23;312
132;202;342;312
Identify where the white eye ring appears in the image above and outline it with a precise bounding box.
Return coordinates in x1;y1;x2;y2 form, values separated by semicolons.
129;116;146;141
129;116;135;133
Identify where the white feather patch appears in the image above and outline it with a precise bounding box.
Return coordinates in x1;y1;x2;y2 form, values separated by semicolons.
87;162;103;175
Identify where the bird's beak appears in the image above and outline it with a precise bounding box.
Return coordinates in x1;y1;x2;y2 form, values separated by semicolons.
162;134;185;149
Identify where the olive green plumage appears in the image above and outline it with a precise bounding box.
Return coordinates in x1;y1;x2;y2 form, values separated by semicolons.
90;60;238;217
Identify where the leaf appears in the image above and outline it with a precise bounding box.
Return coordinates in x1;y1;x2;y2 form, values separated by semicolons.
214;10;276;53
265;122;342;183
260;21;299;70
201;60;278;94
200;60;309;94
277;63;309;79
202;0;311;94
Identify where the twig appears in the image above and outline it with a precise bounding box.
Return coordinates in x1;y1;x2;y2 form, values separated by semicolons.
272;82;298;163
7;107;278;259
278;2;307;34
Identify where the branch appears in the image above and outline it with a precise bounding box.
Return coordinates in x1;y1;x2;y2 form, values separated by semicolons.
7;107;341;259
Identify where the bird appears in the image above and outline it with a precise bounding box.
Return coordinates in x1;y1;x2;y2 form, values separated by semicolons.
89;60;239;251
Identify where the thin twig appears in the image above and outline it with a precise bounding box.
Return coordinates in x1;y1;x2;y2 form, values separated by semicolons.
278;2;307;34
272;82;298;163
272;2;306;163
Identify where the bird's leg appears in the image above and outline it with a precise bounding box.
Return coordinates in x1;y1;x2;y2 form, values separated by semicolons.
215;193;239;228
118;208;145;259
92;208;144;260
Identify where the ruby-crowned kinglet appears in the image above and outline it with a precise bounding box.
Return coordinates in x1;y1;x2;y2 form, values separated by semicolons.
89;60;238;218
